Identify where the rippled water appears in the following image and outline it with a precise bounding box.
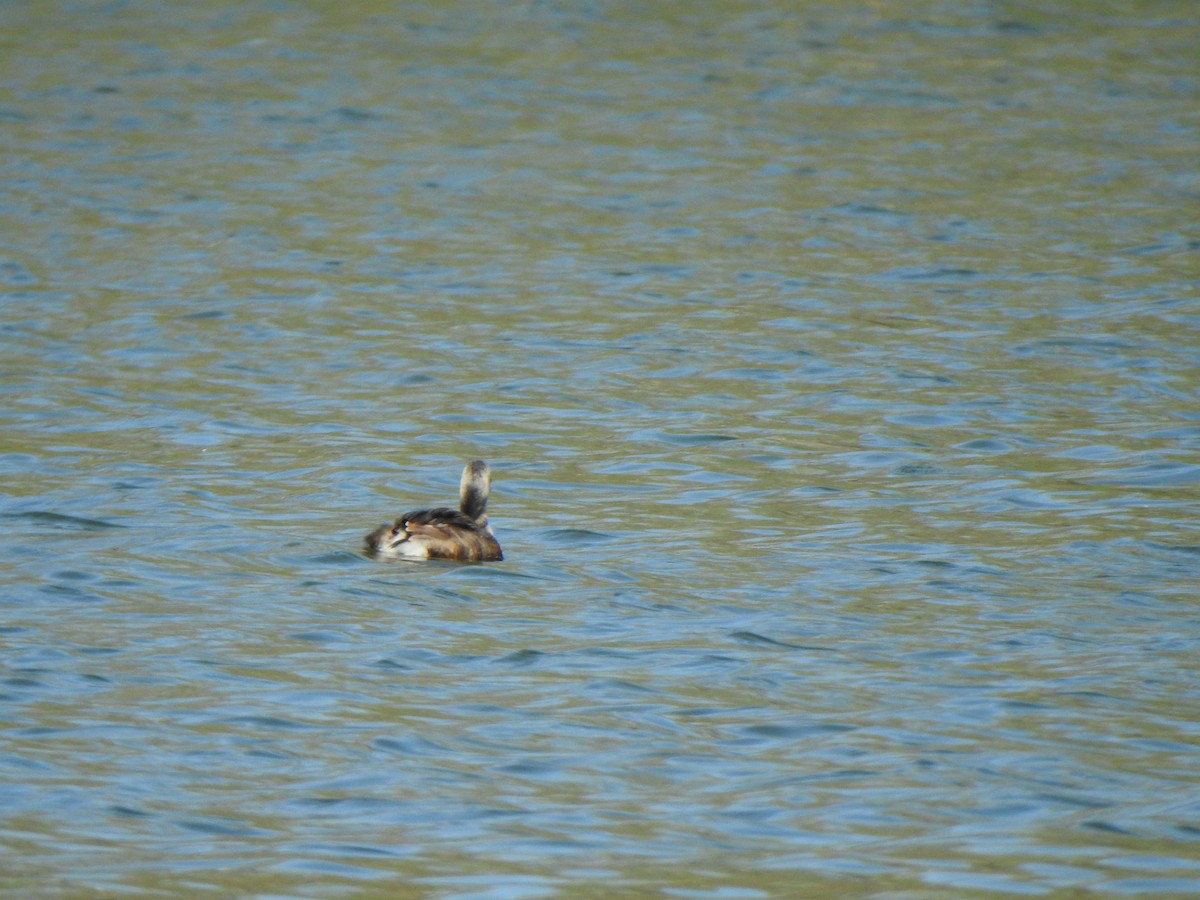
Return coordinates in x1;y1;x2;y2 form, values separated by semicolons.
3;0;1199;895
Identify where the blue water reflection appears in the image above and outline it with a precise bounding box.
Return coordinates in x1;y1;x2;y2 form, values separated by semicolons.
2;0;1198;895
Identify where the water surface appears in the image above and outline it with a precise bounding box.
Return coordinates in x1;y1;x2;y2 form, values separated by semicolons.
2;0;1199;895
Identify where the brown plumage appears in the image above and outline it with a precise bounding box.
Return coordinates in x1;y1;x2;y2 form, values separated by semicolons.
364;460;503;562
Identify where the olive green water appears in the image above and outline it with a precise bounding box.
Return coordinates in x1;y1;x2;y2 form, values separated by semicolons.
2;0;1199;896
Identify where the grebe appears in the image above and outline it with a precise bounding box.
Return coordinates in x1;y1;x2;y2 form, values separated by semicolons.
364;460;503;561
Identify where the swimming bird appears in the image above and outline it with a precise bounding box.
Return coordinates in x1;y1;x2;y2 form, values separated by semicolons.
364;460;503;561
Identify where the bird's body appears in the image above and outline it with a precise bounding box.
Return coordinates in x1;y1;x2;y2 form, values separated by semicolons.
364;460;502;562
